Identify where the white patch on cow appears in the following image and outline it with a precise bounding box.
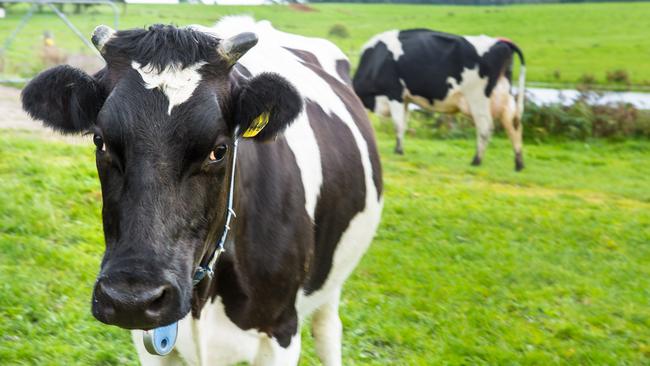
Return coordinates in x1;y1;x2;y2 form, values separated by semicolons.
311;292;343;366
457;67;490;101
254;333;301;366
131;61;206;115
464;35;498;57
196;297;262;364
211;16;350;85
361;29;403;61
283;110;322;221
256;20;349;84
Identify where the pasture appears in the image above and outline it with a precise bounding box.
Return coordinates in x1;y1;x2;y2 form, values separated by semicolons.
1;2;650;86
1;2;649;365
1;124;649;364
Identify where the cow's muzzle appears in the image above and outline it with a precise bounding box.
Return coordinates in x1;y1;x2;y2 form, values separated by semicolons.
91;267;187;330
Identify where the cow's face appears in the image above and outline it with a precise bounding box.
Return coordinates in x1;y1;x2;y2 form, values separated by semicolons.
21;25;302;330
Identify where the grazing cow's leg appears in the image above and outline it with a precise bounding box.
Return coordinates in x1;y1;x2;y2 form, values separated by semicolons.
467;92;494;166
389;100;408;155
500;94;525;171
312;292;343;366
373;95;391;118
513;114;524;171
253;333;301;366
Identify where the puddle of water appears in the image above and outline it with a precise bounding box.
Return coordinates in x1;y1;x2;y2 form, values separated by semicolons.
407;87;650;111
523;87;650;110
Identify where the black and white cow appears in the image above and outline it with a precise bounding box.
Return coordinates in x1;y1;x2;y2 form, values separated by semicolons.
22;16;382;365
353;29;526;171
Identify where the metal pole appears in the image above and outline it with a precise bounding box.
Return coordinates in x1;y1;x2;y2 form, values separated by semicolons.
0;1;118;83
1;4;37;52
46;3;104;60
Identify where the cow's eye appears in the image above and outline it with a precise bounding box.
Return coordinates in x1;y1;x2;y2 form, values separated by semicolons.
209;144;228;162
93;134;106;152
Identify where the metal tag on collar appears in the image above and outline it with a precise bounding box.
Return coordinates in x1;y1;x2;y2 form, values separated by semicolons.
192;266;211;286
143;322;178;356
191;246;225;286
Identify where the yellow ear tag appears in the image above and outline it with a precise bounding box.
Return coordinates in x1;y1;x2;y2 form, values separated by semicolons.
242;112;270;138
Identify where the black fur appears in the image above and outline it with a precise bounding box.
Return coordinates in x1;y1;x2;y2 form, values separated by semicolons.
21;65;105;133
234;72;303;141
104;24;221;71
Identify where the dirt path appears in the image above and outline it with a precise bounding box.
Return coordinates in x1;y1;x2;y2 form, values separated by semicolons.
0;85;87;144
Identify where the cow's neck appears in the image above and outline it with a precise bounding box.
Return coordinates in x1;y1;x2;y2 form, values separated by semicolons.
189;138;308;345
189;140;246;317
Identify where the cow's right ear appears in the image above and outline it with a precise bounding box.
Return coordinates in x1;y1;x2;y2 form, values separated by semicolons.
21;65;105;134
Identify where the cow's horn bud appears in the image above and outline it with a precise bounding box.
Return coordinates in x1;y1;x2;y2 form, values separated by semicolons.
217;32;258;66
92;25;116;53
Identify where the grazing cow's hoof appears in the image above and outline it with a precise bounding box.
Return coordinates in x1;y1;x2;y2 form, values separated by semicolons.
471;155;482;166
515;153;524;172
515;160;525;172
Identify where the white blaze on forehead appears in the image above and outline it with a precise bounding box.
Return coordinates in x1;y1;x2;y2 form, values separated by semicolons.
131;61;206;115
361;30;404;61
464;35;498;57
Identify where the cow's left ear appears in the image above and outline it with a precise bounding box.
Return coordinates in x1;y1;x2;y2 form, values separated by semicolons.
233;72;302;141
21;65;105;134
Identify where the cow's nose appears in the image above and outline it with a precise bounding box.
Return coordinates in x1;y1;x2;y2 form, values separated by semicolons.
92;277;177;329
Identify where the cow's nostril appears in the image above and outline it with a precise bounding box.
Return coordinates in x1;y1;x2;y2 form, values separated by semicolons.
147;287;168;313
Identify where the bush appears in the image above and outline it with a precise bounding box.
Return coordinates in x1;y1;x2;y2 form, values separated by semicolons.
580;74;596;84
552;69;561;81
606;69;630;85
376;94;650;142
328;24;349;39
523;100;650;141
523;102;590;141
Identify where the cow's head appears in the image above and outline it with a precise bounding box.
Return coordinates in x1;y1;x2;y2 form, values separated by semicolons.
21;24;302;330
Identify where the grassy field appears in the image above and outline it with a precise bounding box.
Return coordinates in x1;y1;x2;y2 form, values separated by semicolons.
1;2;650;86
1;123;649;364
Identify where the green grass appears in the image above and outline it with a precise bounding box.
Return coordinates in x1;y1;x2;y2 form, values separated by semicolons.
2;3;650;86
1;125;649;365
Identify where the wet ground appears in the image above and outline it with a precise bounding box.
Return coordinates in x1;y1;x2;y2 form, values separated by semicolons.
526;87;650;109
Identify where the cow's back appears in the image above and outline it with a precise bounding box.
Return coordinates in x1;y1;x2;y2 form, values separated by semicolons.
396;30;479;101
355;29;513;104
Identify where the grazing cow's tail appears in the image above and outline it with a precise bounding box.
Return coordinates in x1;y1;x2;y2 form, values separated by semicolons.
499;38;526;120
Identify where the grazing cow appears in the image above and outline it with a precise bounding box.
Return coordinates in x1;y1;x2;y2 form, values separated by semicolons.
22;16;382;366
353;29;526;171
